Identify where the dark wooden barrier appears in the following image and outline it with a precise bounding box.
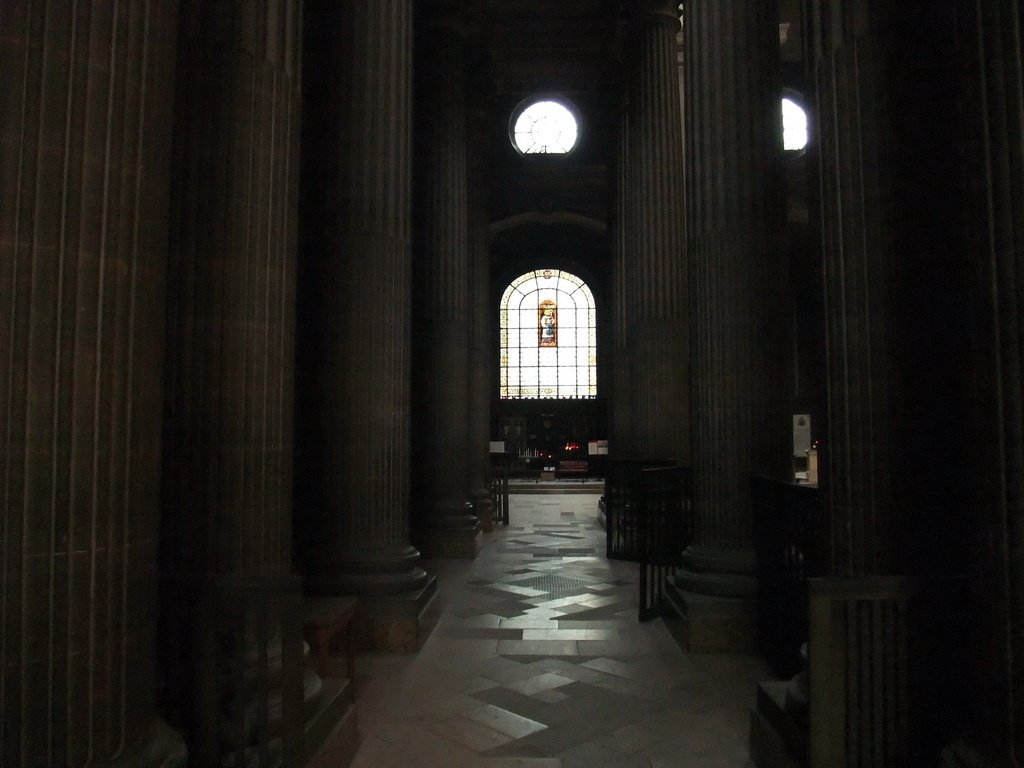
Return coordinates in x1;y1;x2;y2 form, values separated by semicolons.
751;476;823;677
557;459;588;481
807;576;969;768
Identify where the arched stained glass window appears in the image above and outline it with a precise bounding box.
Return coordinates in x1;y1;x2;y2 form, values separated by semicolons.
500;270;597;399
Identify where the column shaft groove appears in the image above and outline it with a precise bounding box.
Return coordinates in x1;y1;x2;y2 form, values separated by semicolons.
615;0;688;463
410;0;479;557
302;0;429;597
0;2;182;765
684;0;787;551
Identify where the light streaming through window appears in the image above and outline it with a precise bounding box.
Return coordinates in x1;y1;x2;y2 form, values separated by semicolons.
500;270;596;399
512;101;578;154
782;97;808;151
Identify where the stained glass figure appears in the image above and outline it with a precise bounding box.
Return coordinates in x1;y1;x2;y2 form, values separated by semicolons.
538;300;557;347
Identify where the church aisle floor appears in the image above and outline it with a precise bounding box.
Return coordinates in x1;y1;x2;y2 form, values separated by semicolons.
313;493;769;768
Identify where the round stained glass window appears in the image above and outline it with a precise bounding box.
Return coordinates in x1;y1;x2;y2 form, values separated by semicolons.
511;100;579;155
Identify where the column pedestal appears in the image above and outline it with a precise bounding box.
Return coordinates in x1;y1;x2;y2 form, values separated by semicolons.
299;0;440;651
680;0;786;656
417;505;484;560
666;546;759;652
940;741;1006;768
349;581;442;654
306;546;439;652
410;0;481;558
0;3;185;764
115;719;188;768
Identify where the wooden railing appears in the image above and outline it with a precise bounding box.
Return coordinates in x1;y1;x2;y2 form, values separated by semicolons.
807;576;969;768
604;459;693;620
809;577;916;768
751;476;823;677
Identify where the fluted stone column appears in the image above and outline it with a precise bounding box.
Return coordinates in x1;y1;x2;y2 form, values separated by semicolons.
467;90;496;532
809;4;974;764
164;0;300;596
411;0;481;558
160;2;329;758
302;0;436;652
614;0;689;462
942;2;1023;765
0;3;185;765
609;100;635;450
675;0;788;652
812;3;970;581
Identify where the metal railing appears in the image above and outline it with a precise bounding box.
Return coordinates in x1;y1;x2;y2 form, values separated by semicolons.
161;575;306;767
604;459;693;620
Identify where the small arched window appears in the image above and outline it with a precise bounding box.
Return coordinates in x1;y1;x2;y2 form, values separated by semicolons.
500;270;596;399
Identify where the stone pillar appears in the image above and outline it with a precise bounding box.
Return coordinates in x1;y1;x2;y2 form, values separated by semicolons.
614;0;689;462
811;2;969;580
466;65;496;532
808;3;972;763
160;2;345;761
942;2;1023;765
674;0;788;652
301;0;437;652
0;2;185;766
609;97;634;450
163;0;300;594
410;0;481;558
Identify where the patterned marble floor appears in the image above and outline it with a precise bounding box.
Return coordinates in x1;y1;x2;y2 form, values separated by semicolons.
314;493;769;768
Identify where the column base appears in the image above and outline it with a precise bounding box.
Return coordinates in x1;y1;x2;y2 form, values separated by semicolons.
306;678;360;768
416;500;482;559
940;738;1009;768
471;490;495;533
308;545;430;597
662;580;758;652
662;544;759;652
114;718;187;768
342;575;441;652
748;681;808;768
417;527;483;559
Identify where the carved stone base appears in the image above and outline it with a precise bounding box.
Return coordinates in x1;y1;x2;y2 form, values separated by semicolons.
662;579;758;653
748;681;807;768
940;738;1008;768
115;718;187;768
661;544;759;652
345;576;441;652
306;678;360;768
417;528;483;559
416;500;483;559
471;492;495;533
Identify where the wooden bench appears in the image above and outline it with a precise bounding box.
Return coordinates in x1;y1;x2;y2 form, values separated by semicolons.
301;596;358;680
557;460;588;481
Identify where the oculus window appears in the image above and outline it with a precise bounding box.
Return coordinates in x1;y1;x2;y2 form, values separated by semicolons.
510;99;578;154
500;270;596;399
